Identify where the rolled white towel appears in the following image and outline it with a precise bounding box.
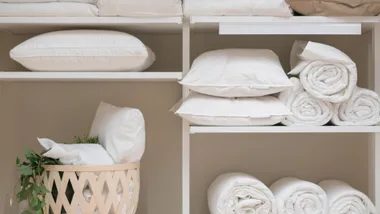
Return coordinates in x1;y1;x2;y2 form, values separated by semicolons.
208;173;275;214
289;41;357;103
270;177;328;214
331;87;380;126
279;77;333;126
319;180;377;214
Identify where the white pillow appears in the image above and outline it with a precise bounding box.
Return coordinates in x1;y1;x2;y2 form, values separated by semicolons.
0;0;95;3
38;138;114;165
180;49;293;98
10;30;155;72
0;2;98;17
183;0;292;16
97;0;182;17
89;102;146;164
174;92;292;126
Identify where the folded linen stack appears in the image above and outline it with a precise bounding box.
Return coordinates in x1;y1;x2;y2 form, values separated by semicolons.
284;40;380;126
174;49;293;126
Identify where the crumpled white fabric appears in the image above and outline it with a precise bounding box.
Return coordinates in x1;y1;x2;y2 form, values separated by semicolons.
331;87;380;126
208;173;275;214
270;177;328;214
289;41;357;103
319;180;377;214
279;77;333;126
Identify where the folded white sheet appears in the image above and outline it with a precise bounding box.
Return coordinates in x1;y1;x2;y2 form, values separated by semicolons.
270;177;328;214
331;87;380;126
319;180;377;214
208;173;275;214
279;77;333;126
0;2;98;17
289;41;357;103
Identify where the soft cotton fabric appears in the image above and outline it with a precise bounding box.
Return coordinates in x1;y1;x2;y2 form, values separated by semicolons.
289;41;357;103
10;30;155;72
38;138;114;165
319;180;377;214
89;102;145;164
287;0;380;16
0;2;98;17
97;0;182;17
208;173;275;214
184;0;292;16
270;177;328;214
279;77;333;126
180;49;293;98
331;87;380;126
173;92;292;126
0;0;95;3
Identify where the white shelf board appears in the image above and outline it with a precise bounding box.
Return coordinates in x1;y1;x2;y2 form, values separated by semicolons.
0;17;183;34
0;72;182;82
190;126;380;134
190;16;380;35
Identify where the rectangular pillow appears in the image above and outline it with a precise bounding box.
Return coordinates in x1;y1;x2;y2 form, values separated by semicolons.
0;0;95;4
97;0;182;17
0;2;98;17
183;0;292;16
173;92;292;126
180;49;293;98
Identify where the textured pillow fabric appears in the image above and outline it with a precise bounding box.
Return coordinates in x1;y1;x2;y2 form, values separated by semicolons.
89;102;146;164
287;0;380;16
180;49;293;98
0;0;95;3
10;30;155;72
0;2;98;17
174;92;292;126
97;0;182;17
184;0;292;16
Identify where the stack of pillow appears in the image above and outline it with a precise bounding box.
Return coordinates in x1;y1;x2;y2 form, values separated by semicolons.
10;29;155;72
173;49;293;126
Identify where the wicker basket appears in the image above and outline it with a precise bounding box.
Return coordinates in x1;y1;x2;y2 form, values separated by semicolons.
42;163;140;214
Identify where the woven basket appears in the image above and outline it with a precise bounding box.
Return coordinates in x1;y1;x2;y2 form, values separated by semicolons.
42;163;140;214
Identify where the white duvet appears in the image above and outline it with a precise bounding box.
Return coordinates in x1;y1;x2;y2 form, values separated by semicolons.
270;177;328;214
289;41;357;103
208;173;275;214
279;77;333;126
332;87;380;126
319;180;377;214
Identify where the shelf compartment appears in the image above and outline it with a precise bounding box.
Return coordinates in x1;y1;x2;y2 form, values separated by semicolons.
0;17;183;34
0;72;182;82
190;16;380;35
190;126;380;134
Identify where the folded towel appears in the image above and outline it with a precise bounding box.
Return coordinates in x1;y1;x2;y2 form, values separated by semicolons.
319;180;377;214
289;41;357;103
270;177;328;214
208;173;275;214
331;87;380;126
279;77;333;126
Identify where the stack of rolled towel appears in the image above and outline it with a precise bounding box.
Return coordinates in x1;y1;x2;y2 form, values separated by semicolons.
208;173;377;214
281;40;380;126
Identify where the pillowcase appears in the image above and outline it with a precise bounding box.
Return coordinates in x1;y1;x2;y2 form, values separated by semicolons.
180;49;293;98
0;0;95;3
89;102;145;164
0;2;98;17
174;92;292;126
97;0;182;17
38;138;114;165
10;30;155;72
183;0;292;16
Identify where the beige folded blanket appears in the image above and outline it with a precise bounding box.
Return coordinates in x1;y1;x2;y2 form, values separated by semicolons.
287;0;380;16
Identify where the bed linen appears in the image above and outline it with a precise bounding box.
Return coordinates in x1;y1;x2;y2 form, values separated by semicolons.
286;0;380;16
331;87;380;126
289;41;357;103
0;2;98;17
279;77;333;126
319;180;377;214
270;177;328;214
208;173;276;214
